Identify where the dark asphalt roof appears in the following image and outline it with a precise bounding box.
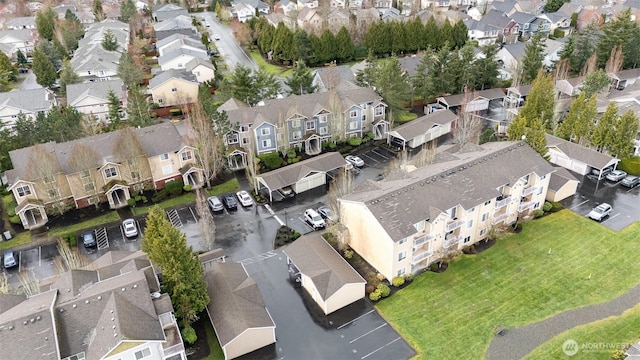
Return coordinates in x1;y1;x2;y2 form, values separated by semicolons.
547;166;579;192
256;152;348;191
545;133;618;169
283;233;365;301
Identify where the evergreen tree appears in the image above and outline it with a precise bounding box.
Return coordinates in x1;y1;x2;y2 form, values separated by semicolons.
441;20;454;50
432;44;457;94
372;57;411;112
355;52;380;88
452;20;468;49
127;85;153;127
293;30;313;64
271;23;294;64
142;207;209;327
286;61;316;95
117;52;144;87
518;70;557;131
53;38;69;61
405;17;424;53
412;48;437;101
555;92;596;145
423;17;440;49
545;0;569;12
120;0;137;22
320;29;337;63
253;66;282;102
454;44;476;93
472;44;500;90
596;8;640;69
93;0;105;22
309;34;325;65
107;90;123;128
60;9;85;53
390;21;407;55
102;30;119;51
0;52;17;81
591;102;617;152
37;40;64;70
559;25;597;74
335;27;354;63
609;110;639;158
35;7;56;41
16;49;27;65
507;113;547;155
257;24;274;54
581;69;612;98
521;34;547;84
227;65;256;105
32;49;57;88
59;61;81;96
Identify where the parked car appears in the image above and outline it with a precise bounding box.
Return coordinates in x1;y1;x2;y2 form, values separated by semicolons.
278;186;294;198
345;155;365;167
207;196;224;212
82;230;97;248
605;170;627;182
317;206;338;222
236;190;254;207
213;33;220;40
122;219;138;238
222;193;238;210
620;175;640;188
3;251;17;269
587;203;612;222
304;209;326;230
591;166;614;177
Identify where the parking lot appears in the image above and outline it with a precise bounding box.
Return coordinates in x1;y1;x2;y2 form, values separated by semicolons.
561;174;640;231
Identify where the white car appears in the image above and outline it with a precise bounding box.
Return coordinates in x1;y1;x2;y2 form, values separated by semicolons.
213;34;220;40
236;190;254;207
345;155;365;167
304;209;326;230
122;218;138;238
605;170;627;182
587;203;612;222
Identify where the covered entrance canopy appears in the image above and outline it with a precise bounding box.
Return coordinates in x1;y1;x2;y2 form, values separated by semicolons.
255;152;349;202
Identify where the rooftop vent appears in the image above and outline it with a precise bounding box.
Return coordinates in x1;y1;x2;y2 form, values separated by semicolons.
85;300;90;304
23;321;27;325
8;326;13;330
121;288;125;292
30;318;35;323
73;304;77;308
98;296;102;300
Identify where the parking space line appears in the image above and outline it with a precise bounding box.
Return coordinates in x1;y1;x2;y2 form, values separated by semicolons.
360;153;380;163
361;337;402;360
349;323;387;343
38;246;41;267
570;200;590;210
337;309;375;329
601;213;620;224
371;149;390;160
298;217;315;231
189;207;198;223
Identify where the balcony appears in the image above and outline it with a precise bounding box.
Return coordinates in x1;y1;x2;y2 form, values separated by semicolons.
413;234;434;249
518;201;534;212
411;248;433;265
446;219;464;232
495;196;512;209
444;235;461;248
493;213;509;224
522;186;537;196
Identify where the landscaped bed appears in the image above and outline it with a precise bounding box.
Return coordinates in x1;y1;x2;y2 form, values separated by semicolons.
376;210;640;359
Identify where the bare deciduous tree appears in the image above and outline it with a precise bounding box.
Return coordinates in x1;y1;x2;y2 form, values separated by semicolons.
18;270;40;296
68;143;101;207
186;102;225;188
453;87;483;146
25;144;66;215
327;169;353;217
195;189;216;251
410;141;437;169
244;135;259;193
554;58;570;82
0;271;8;294
54;238;90;271
113;127;147;189
581;54;597;76
605;45;623;75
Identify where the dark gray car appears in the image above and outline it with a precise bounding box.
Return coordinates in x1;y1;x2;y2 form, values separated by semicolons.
82;230;97;248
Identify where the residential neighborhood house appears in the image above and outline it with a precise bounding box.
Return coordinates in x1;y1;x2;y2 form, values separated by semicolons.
66;80;127;123
0;88;58;130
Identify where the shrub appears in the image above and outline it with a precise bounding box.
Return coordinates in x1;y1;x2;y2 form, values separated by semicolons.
376;283;391;297
287;148;297;159
343;249;354;259
366;132;375;141
258;152;284;170
152;189;170;202
165;180;184;196
429;262;439;272
328;142;337;149
365;284;375;294
543;202;553;212
127;198;137;207
534;209;544;218
9;215;20;224
183;184;192;192
337;146;353;154
289;156;300;164
553;28;565;38
369;290;382;301
404;273;414;282
348;137;363;147
169;108;182;116
618;156;640;176
392;276;405;287
550;201;563;212
181;326;197;345
62;232;77;247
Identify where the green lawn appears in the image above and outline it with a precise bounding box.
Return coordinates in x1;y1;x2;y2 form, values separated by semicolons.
132;192;197;216
203;319;225;360
207;178;240;196
0;231;31;251
48;212;121;238
394;111;419;124
525;302;640;359
376;210;640;359
248;51;291;77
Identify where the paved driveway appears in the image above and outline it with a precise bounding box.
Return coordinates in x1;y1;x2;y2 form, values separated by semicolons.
561;174;640;231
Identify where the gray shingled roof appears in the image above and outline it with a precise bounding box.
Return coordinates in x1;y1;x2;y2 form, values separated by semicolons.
510;11;536;24
342;141;555;240
7;16;35;28
149;69;198;89
257;152;348;190
67;79;124;106
548;166;579;192
314;65;356;90
502;41;527;60
153;15;195;31
545;134;617;169
7;123;186;183
204;262;275;347
392;110;457;140
439;88;506;107
0;88;55;113
158;47;209;67
185;57;215;72
283;233;365;301
156;33;200;48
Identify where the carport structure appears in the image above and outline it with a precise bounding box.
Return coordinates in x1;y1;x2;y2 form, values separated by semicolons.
283;233;366;315
203;261;276;360
255;152;349;202
427;88;506;114
545;134;619;180
387;109;457;150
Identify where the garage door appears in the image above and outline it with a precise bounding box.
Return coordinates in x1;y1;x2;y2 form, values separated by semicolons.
294;172;326;193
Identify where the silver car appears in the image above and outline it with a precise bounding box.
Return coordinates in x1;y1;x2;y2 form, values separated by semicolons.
122;219;138;238
620;175;640;188
207;196;224;212
587;203;612;222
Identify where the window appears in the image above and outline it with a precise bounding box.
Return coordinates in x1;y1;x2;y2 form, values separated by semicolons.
480;228;487;236
64;352;86;360
467;207;475;213
397;268;406;277
448;207;457;219
158;98;163;103
16;185;32;197
463;236;471;243
48;188;60;198
87;197;95;205
398;238;407;245
375;106;384;116
293;131;302;140
162;165;172;175
80;170;90;178
484;200;491;206
242;137;249;144
306;120;315;131
319;126;328;135
227;133;239;144
414;221;425;232
349;121;358;130
292;118;301;127
134;348;151;360
239;125;249;132
398;251;406;261
181;151;192;161
350;110;357;118
104;167;117;178
84;183;95;192
171;87;177;92
43;175;55;183
277;133;283;141
523;174;530;184
262;139;272;148
467;219;473;228
534;202;540;209
131;171;139;180
540;174;546;180
160;153;169;161
537;187;544;195
261;127;271;136
482;212;489;221
318;114;328;123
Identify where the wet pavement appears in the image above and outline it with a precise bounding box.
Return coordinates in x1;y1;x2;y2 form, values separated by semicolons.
561;173;640;231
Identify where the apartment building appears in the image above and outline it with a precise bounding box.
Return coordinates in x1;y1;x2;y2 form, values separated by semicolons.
338;141;556;281
221;87;387;170
6;123;203;230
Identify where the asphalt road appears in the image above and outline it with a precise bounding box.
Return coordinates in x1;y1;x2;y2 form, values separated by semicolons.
199;12;257;72
18;70;42;90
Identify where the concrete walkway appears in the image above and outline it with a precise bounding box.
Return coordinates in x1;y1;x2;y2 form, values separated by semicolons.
485;284;640;360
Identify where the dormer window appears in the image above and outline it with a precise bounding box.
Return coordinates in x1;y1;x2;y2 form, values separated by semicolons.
414;221;425;232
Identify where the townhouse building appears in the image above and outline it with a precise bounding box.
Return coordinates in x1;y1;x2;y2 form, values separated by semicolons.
6;123;203;230
220;87;387;170
66;79;127;123
0;88;58;130
338;141;555;281
70;20;130;82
